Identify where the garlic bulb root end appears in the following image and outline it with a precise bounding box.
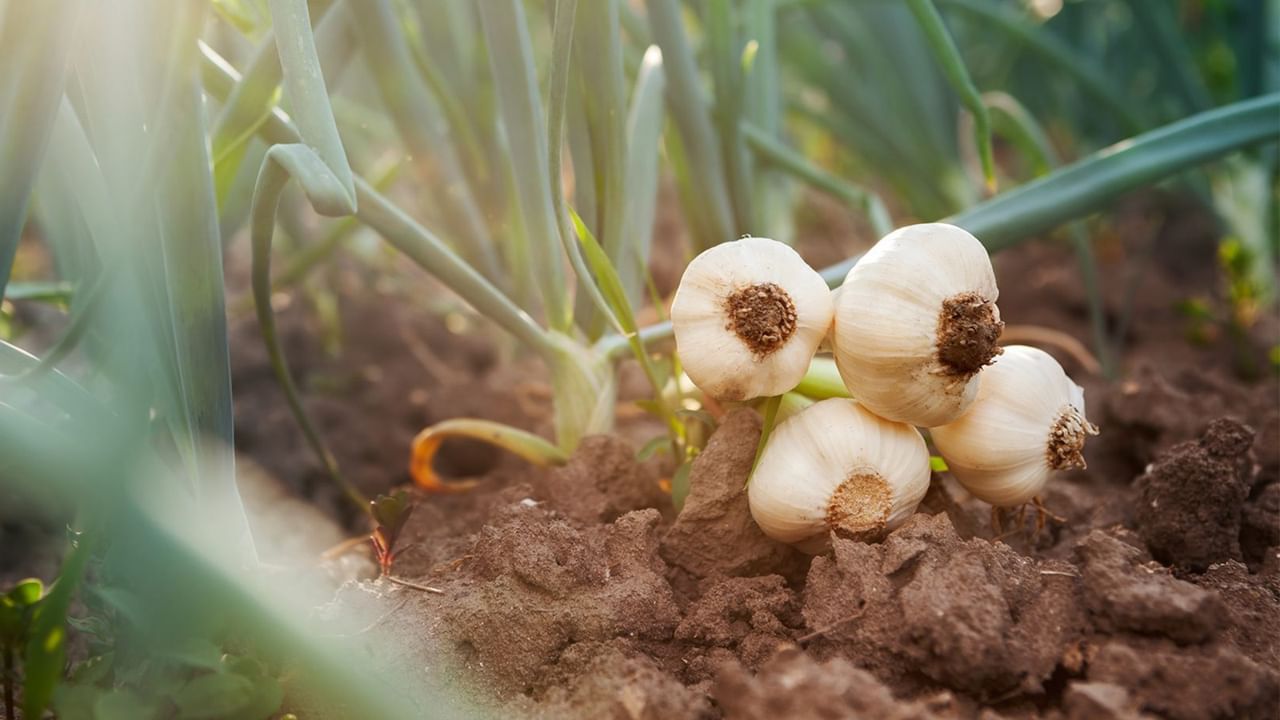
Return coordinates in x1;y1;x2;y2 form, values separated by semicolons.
825;470;892;542
935;291;1004;377
1047;406;1100;471
724;282;798;358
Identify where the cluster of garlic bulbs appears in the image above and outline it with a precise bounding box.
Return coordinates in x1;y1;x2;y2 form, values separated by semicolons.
671;226;1096;552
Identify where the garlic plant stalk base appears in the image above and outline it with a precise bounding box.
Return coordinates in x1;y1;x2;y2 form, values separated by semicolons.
748;398;932;552
672;237;834;401
930;345;1099;508
831;223;1003;427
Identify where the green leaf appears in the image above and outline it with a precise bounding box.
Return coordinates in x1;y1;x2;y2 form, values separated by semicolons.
619;46;667;306
7;578;44;607
171;672;256;719
637;435;674;462
818;94;1280;284
162;637;224;672
25;534;93;719
93;688;161;720
0;0;82;296
930;455;950;472
671;460;694;513
905;0;995;192
3;282;74;306
370;490;412;540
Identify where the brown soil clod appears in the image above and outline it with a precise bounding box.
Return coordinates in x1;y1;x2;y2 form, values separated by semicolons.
825;471;891;542
725;282;797;358
1134;418;1255;571
935;291;1003;376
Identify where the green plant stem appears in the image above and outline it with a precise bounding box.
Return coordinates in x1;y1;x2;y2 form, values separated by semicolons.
951;93;1280;253
477;0;572;331
4;643;14;720
251;149;368;513
982;90;1115;377
199;42;557;361
743;123;893;237
936;0;1145;134
546;0;618;333
645;0;735;248
613;96;1280;357
906;0;995;191
349;0;501;282
0;0;82;296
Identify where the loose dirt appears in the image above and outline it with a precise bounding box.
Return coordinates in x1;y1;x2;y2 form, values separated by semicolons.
213;192;1280;717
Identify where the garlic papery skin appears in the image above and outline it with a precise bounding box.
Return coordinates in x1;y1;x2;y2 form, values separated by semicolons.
831;223;1003;427
748;398;931;551
929;345;1098;508
671;237;834;401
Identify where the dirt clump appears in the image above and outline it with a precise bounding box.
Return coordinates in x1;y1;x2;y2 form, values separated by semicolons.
660;408;803;580
1241;481;1280;566
1134;418;1256;570
524;643;711;720
801;512;1084;699
443;505;679;695
1086;638;1278;720
1076;529;1224;643
712;648;954;720
1062;682;1152;720
674;575;799;667
536;434;668;524
1192;560;1280;669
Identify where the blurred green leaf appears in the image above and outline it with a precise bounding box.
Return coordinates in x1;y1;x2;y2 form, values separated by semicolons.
671;460;694;513
93;688;161;720
3;282;74;306
24;533;92;718
637;435;674;462
7;579;43;608
171;672;255;719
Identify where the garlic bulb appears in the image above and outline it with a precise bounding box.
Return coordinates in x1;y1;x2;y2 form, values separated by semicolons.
831;223;1003;427
672;237;834;401
930;345;1098;507
749;398;931;551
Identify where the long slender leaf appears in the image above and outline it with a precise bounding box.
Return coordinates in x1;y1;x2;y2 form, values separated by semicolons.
707;0;755;232
619;46;667;305
200;43;555;357
66;0;252;552
937;0;1145;134
0;0;82;295
645;0;735;248
349;0;501;282
906;0;995;191
618;96;1280;356
477;0;571;331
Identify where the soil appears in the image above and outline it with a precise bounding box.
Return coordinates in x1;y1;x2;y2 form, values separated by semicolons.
226;188;1277;719
5;188;1278;719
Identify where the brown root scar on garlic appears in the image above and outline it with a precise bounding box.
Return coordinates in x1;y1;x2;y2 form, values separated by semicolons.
1047;405;1100;470
936;291;1004;377
725;282;798;358
826;470;891;542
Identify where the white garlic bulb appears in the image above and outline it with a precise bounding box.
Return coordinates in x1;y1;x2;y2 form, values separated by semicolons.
831;223;1003;427
672;237;834;401
930;345;1098;507
749;398;932;551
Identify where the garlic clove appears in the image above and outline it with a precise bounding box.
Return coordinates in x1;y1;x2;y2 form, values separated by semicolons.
748;398;932;551
672;237;834;401
930;344;1098;508
831;223;1003;427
